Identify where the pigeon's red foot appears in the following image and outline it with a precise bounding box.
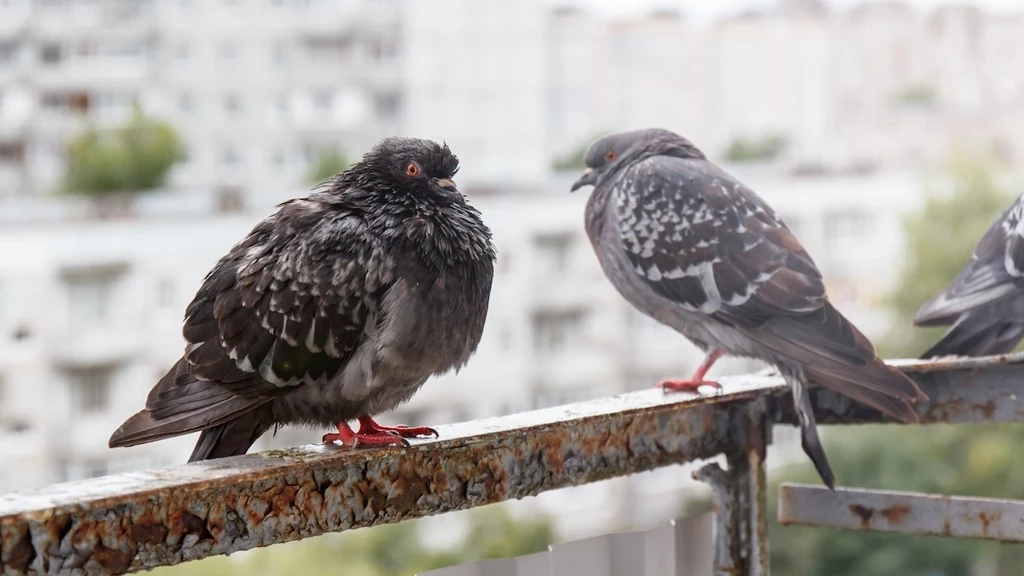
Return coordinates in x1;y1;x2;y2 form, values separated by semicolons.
657;378;723;393
321;416;438;448
658;349;725;395
356;415;439;439
322;421;410;448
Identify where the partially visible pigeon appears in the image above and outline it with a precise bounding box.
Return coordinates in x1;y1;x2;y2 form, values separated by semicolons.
571;128;928;489
915;193;1024;358
110;137;496;461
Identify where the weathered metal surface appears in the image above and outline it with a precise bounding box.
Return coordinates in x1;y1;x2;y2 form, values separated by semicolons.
778;484;1024;541
740;402;769;576
0;384;774;576
693;400;770;576
693;464;736;576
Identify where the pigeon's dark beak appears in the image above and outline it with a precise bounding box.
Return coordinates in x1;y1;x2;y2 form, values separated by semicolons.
570;168;596;192
434;178;458;193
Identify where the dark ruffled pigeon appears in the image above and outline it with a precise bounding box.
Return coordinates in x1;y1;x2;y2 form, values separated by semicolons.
110;137;496;462
571;128;928;489
915;193;1024;358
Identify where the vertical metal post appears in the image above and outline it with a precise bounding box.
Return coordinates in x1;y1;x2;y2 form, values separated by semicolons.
694;400;770;576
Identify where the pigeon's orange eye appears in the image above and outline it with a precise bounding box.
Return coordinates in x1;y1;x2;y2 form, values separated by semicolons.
406;163;420;176
606;150;617;162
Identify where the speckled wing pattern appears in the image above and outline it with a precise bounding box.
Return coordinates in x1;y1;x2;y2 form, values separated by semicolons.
614;155;826;327
916;193;1024;326
112;199;394;445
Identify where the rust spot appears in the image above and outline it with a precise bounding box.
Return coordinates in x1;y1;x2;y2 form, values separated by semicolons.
168;510;211;543
130;521;169;546
3;523;35;573
849;504;875;529
979;511;1001;536
92;543;132;573
386;476;429;516
975;400;997;420
880;505;911;525
270;485;300;515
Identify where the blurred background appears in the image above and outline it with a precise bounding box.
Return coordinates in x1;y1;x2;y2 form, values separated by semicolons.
2;0;1024;574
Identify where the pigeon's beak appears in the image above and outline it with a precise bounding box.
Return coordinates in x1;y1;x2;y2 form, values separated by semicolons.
434;178;458;193
570;168;596;192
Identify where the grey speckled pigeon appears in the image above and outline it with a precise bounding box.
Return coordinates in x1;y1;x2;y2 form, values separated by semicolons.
915;193;1024;358
110;137;496;462
571;128;928;489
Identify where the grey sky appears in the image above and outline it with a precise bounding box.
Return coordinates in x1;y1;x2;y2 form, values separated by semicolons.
555;0;1021;24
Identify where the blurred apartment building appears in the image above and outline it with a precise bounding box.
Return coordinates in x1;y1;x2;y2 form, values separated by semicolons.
0;0;1018;540
546;2;1024;172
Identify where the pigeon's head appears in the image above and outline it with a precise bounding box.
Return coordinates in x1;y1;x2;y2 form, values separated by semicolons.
351;136;463;205
570;128;706;192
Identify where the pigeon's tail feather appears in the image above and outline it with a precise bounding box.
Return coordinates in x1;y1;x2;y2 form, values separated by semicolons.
920;308;1024;359
109;356;272;451
189;414;271;463
787;376;835;490
108;394;266;450
804;358;921;423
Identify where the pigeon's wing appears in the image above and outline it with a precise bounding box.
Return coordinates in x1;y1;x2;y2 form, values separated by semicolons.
914;194;1024;326
614;156;827;331
109;199;393;447
615;156;924;418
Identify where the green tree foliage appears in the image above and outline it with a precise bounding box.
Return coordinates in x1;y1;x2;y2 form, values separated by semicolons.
715;154;1024;576
151;505;555;576
63;109;184;197
308;148;351;184
882;153;1017;357
723;134;788;163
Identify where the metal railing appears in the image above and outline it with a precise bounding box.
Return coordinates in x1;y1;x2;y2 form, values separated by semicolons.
3;353;1024;576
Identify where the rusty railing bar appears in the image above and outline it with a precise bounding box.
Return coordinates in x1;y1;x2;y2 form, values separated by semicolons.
2;353;1023;575
0;382;776;575
777;483;1024;541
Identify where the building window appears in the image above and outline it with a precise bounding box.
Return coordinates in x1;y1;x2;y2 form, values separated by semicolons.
64;269;121;328
40;43;62;65
63;458;109;481
69;366;113;414
532;309;586;353
824;210;873;241
0;42;18;65
178;92;194;112
374;91;400;121
273;43;288;67
176;43;190;61
224;93;242;114
532;385;590;409
534;232;573;276
221;144;239;165
312;90;332;113
270;147;285;166
221;40;238;62
0;142;25;163
156;278;175;308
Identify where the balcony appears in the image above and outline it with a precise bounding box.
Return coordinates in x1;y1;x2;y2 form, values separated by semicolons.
3;353;1024;575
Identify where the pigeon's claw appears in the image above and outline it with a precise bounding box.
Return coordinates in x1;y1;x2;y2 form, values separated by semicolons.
357;415;438;439
657;378;722;394
322;422;411;448
658;348;725;395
